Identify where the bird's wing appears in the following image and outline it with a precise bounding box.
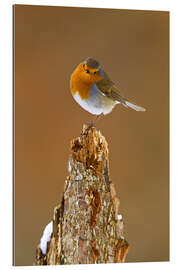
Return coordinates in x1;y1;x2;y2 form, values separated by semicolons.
96;71;125;103
96;71;146;111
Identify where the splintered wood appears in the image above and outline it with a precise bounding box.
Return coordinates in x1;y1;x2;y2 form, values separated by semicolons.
35;125;129;265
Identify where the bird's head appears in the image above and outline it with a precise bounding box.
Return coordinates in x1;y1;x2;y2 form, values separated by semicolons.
76;57;103;84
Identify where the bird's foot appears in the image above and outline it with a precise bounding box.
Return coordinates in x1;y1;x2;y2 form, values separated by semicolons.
80;114;103;137
80;121;94;137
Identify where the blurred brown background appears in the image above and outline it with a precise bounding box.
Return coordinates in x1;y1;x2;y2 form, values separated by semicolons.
14;5;169;266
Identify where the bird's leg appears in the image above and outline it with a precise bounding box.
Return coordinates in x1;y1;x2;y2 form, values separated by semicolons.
92;113;103;126
81;113;103;136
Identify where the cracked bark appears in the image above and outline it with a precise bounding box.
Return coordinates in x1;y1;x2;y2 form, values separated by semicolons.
35;125;129;265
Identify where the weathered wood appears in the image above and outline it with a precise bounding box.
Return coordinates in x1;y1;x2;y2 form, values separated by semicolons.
35;125;129;265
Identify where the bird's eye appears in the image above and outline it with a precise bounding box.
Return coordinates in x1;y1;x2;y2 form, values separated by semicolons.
85;69;90;74
94;71;97;74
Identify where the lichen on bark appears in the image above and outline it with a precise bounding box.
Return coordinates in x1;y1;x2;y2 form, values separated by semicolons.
35;125;129;265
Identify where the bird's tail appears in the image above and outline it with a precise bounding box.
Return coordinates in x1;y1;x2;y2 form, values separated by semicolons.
122;99;146;112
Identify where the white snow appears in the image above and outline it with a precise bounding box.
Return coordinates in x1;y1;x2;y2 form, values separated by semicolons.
40;221;53;255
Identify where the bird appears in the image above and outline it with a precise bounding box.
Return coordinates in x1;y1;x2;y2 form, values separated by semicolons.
70;57;146;130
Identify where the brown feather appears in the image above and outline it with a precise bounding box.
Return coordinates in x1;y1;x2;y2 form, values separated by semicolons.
96;71;125;103
96;70;145;111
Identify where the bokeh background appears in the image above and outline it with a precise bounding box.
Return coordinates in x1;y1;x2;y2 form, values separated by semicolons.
14;5;169;266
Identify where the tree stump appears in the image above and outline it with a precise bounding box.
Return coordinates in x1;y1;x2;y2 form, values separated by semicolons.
35;125;129;265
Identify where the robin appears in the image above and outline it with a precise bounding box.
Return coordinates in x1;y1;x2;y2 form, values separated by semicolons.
70;57;146;130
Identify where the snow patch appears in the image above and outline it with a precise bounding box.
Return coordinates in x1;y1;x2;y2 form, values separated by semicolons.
40;221;53;255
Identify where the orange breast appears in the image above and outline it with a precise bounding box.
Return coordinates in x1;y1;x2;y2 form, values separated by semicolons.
70;66;91;100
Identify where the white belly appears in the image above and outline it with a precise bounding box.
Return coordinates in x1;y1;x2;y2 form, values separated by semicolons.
73;84;116;115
